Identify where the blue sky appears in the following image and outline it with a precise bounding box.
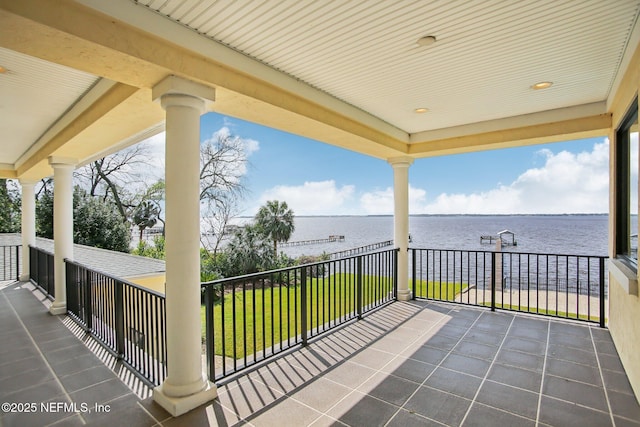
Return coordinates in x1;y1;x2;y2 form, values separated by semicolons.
144;112;612;216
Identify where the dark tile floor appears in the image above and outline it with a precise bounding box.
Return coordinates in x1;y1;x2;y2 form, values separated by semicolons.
1;280;639;426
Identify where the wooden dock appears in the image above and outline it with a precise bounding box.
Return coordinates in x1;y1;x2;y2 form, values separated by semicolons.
330;240;394;259
480;235;500;244
280;235;345;247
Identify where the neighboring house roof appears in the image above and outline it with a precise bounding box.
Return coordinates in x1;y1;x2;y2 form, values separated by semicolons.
0;234;165;279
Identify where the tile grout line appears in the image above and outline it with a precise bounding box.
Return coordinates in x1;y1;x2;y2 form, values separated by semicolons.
0;289;87;426
383;305;488;427
589;327;616;427
458;313;516;426
295;301;453;427
230;306;490;424
534;320;551;426
286;301;452;427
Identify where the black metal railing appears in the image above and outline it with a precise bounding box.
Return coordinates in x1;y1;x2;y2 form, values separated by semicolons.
410;248;607;326
0;245;20;282
29;245;54;298
65;260;167;387
202;248;398;381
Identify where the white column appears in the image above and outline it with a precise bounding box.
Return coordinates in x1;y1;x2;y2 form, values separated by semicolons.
152;76;217;416
389;156;414;301
19;180;37;282
48;158;76;315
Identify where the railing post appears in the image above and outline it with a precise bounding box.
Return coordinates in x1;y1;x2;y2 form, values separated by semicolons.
15;245;20;281
46;252;50;296
300;267;308;346
42;251;47;295
411;249;416;300
357;256;363;320
29;246;35;285
491;252;496;312
85;268;93;332
49;252;55;298
599;257;606;328
204;285;215;380
395;249;400;300
64;261;72;314
115;280;125;358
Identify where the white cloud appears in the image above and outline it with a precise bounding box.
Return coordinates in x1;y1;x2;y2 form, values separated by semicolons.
141;132;165;179
360;185;429;215
201;127;259;181
132;133;615;216
411;140;611;214
257;180;355;215
360;188;393;214
205;126;260;156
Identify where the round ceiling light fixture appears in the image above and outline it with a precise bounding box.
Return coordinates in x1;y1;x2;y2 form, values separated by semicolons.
416;36;437;47
0;66;7;74
531;81;553;90
414;107;429;113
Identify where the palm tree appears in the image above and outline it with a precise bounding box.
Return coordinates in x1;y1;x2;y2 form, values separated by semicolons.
226;225;272;274
133;200;159;240
254;200;295;256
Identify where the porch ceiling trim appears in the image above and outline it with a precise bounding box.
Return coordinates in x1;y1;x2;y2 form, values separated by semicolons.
409;113;612;157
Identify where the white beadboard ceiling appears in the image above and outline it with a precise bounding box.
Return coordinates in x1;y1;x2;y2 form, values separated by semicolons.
134;0;640;134
0;47;100;165
1;1;639;174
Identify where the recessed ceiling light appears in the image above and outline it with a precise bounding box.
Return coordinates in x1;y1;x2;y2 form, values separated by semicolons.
414;108;429;113
531;81;553;90
416;36;437;47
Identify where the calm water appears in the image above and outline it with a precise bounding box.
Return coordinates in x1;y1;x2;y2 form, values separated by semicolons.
277;215;612;258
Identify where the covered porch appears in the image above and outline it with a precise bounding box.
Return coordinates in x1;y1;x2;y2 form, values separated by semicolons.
2;279;639;426
2;0;640;420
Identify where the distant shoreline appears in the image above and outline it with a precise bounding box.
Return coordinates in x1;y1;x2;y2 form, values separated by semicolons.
238;213;611;219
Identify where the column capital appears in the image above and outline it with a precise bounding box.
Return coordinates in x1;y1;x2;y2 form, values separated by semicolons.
18;179;39;186
387;156;414;168
48;156;77;168
152;75;215;111
160;94;207;114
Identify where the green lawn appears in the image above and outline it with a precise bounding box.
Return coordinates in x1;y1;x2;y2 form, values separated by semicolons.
201;273;394;359
413;279;468;301
202;274;466;359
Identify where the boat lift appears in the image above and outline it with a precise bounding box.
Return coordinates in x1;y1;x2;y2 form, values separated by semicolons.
480;229;517;246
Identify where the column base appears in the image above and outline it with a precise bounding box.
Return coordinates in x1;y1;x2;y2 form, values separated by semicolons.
19;274;30;282
397;289;413;301
49;302;67;315
153;380;217;417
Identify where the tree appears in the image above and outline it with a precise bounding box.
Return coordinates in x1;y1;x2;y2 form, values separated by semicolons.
145;180;166;235
198;130;252;256
75;143;156;223
74;189;131;252
132;235;165;260
36;189;54;238
36;186;130;252
200;192;240;256
200;131;249;205
133;200;159;240
224;224;273;275
0;179;21;233
254;200;295;256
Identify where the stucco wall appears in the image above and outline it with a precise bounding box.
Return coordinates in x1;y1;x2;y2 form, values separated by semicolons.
127;274;166;295
608;275;640;400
